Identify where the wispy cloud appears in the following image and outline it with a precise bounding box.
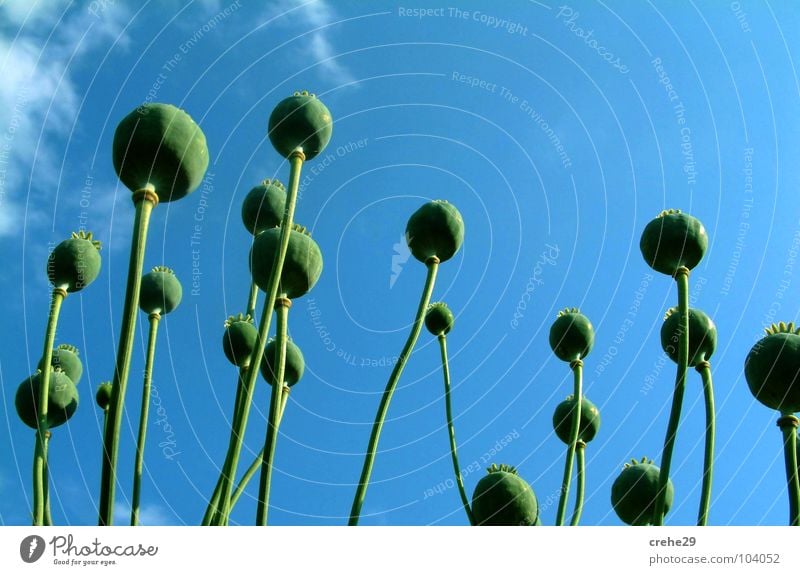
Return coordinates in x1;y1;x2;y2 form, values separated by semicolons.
114;500;177;526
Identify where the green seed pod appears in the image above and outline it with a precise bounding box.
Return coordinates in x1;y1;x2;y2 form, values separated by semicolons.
250;224;323;299
112;102;209;202
47;231;102;292
222;314;258;367
15;369;79;429
660;307;717;367
405;200;465;264
425;302;455;336
549;308;594;362
552;395;601;444
139;266;183;315
611;457;674;525
471;463;539;526
640;209;708;276
745;322;800;413
96;382;113;411
260;337;305;387
268;91;333;160
241;179;287;236
38;344;83;385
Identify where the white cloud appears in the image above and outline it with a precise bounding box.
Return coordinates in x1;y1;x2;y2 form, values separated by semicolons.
113;500;177;526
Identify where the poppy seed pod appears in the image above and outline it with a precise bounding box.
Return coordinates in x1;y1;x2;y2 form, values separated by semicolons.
660;307;717;367
241;179;287;235
471;464;539;526
744;322;800;414
38;344;83;385
268;91;332;160
96;382;113;411
549;308;595;362
405;200;464;264
250;224;323;299
552;395;601;444
611;457;673;526
640;209;707;276
47;231;102;292
139;266;183;315
15;369;79;429
222;314;258;367
260;337;305;387
112;102;209;202
425;302;455;336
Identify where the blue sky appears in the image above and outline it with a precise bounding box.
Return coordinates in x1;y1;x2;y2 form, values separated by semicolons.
1;0;799;526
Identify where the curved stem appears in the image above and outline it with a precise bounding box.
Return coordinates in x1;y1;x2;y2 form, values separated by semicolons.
778;415;800;526
43;432;52;526
349;258;440;526
696;361;715;526
231;387;289;511
653;267;690;526
569;442;586;526
246;280;259;318
33;288;65;526
438;334;474;525
556;359;583;526
256;300;290;525
131;313;160;526
99;191;156;525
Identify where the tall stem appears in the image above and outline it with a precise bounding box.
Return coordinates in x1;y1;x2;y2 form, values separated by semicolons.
33;287;65;526
43;432;52;526
256;299;290;525
696;361;715;526
246;280;259;318
569;441;586;526
556;359;583;526
653;267;689;526
778;415;800;526
230;387;289;511
99;189;157;525
349;258;440;526
438;334;474;525
131;313;160;526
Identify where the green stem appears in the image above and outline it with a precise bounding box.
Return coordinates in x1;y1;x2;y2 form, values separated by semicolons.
43;431;52;526
569;442;586;526
236;151;303;522
131;313;160;526
556;359;583;526
778;415;800;526
33;287;65;526
438;334;474;525
349;258;440;526
654;267;690;526
246;280;259;318
99;191;156;525
230;388;289;511
696;361;715;526
256;300;290;525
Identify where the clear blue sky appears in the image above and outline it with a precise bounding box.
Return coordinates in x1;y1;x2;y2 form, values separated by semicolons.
1;0;799;526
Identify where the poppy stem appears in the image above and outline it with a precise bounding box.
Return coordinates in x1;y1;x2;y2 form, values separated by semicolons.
246;280;259;319
778;415;800;526
131;312;161;526
99;189;157;525
654;266;690;526
349;257;439;526
256;298;291;526
556;359;583;526
696;360;715;526
33;287;66;526
438;334;474;525
569;440;587;526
